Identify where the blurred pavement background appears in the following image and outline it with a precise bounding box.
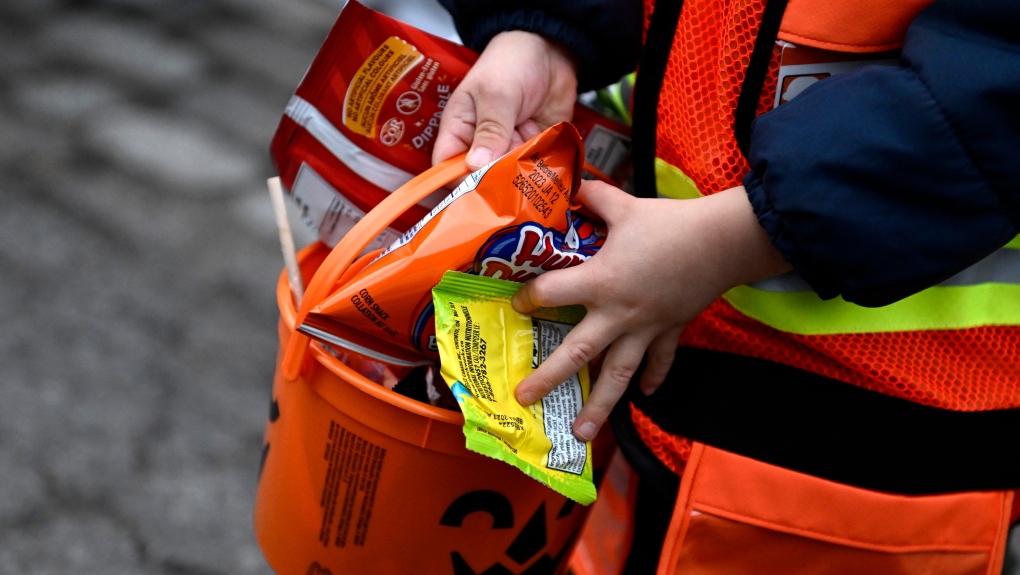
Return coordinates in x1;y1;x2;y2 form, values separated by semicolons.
0;0;454;573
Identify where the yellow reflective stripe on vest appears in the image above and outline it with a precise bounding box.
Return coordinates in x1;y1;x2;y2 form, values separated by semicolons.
727;242;1020;334
654;156;1020;334
655;157;702;199
725;281;1020;335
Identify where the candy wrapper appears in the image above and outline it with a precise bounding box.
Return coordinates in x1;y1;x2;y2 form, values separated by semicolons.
297;122;605;366
432;271;596;505
270;0;631;249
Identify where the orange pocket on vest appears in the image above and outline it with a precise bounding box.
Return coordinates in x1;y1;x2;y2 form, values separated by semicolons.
658;443;1013;575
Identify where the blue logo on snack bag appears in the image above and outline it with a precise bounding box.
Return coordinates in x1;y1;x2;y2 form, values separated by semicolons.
473;213;605;282
412;212;604;353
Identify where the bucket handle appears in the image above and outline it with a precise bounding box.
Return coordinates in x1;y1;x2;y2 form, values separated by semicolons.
281;154;472;382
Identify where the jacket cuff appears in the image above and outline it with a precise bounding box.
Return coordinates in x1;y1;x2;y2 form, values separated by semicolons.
743;170;840;301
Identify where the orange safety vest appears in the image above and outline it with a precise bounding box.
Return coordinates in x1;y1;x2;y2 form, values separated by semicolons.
570;0;1020;573
638;0;1020;434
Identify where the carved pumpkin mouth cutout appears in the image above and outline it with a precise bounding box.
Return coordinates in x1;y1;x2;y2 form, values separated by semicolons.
441;490;578;575
306;561;332;575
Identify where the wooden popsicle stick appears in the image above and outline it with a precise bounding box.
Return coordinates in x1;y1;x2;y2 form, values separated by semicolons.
267;177;305;305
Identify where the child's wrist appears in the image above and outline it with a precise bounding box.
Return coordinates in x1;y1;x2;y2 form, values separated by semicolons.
704;186;791;291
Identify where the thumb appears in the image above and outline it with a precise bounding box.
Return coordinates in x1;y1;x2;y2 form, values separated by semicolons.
465;88;520;169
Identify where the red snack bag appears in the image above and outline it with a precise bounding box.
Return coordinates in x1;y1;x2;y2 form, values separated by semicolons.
298;122;605;364
270;0;631;249
270;0;477;249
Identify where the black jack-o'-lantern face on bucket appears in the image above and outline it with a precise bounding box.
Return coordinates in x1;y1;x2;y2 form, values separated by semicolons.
441;490;582;575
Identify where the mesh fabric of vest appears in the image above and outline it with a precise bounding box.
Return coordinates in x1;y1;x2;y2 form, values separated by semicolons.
632;0;1020;502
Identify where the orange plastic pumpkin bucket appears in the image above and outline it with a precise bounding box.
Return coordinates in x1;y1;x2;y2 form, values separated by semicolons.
253;155;614;575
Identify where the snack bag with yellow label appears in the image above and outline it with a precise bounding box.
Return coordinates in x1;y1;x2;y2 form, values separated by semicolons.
432;271;597;505
270;0;478;249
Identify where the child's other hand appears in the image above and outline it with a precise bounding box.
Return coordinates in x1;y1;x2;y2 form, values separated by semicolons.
432;31;579;170
512;181;792;442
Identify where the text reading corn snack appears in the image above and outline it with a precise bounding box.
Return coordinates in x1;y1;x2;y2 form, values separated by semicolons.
297;122;605;366
432;271;596;504
270;1;631;248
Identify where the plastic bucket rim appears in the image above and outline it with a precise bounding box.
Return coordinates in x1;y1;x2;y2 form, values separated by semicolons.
277;250;465;426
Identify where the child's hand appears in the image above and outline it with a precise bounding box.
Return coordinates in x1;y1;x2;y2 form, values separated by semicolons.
512;181;791;442
432;31;579;170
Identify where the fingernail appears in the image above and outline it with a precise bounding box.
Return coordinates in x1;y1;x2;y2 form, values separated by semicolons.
518;390;536;405
466;147;492;169
577;421;597;441
512;288;535;313
511;292;526;312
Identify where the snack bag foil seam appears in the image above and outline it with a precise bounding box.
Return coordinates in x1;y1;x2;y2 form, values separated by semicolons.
432;271;597;505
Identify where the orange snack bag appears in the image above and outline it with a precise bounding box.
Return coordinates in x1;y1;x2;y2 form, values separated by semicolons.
297;122;605;364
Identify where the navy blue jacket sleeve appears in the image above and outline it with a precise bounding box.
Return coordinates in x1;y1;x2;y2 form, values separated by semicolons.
435;0;642;92
744;0;1020;307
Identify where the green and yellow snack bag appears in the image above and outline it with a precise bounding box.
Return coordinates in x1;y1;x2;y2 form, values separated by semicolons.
432;271;596;505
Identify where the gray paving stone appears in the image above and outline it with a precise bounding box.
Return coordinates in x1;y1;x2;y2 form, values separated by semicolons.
11;73;123;124
0;263;34;326
0;26;38;75
83;104;262;196
0;0;360;572
81;0;214;18
218;0;338;42
0;202;274;574
148;192;292;303
0;449;46;522
0;111;32;167
0;180;115;277
37;167;216;253
39;355;163;498
110;379;273;574
117;465;272;575
1;0;60;19
0;109;77;176
177;79;291;149
41;13;209;90
0;312;162;490
0;512;145;575
195;22;319;90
